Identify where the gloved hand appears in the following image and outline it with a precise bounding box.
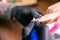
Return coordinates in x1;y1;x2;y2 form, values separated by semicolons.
10;6;43;26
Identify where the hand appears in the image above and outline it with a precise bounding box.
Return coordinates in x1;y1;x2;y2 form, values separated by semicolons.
36;2;60;24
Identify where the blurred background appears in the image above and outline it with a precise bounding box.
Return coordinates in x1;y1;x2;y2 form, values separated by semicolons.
5;0;60;14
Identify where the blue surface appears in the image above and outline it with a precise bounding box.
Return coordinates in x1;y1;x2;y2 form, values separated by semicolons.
30;28;39;40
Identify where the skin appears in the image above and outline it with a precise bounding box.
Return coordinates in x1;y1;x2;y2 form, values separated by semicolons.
36;2;60;25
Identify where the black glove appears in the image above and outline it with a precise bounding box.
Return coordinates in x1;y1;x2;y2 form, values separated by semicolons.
22;21;35;40
10;6;43;26
34;21;52;40
22;21;35;38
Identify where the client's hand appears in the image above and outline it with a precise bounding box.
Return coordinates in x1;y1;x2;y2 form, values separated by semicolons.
36;2;60;24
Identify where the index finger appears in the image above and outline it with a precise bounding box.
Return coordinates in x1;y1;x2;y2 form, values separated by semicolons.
36;13;59;22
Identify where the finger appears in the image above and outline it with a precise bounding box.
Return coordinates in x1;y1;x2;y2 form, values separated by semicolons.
46;9;52;14
46;17;58;24
36;13;59;22
47;6;60;14
48;2;60;10
46;11;60;23
51;5;60;13
46;2;60;14
46;8;54;14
